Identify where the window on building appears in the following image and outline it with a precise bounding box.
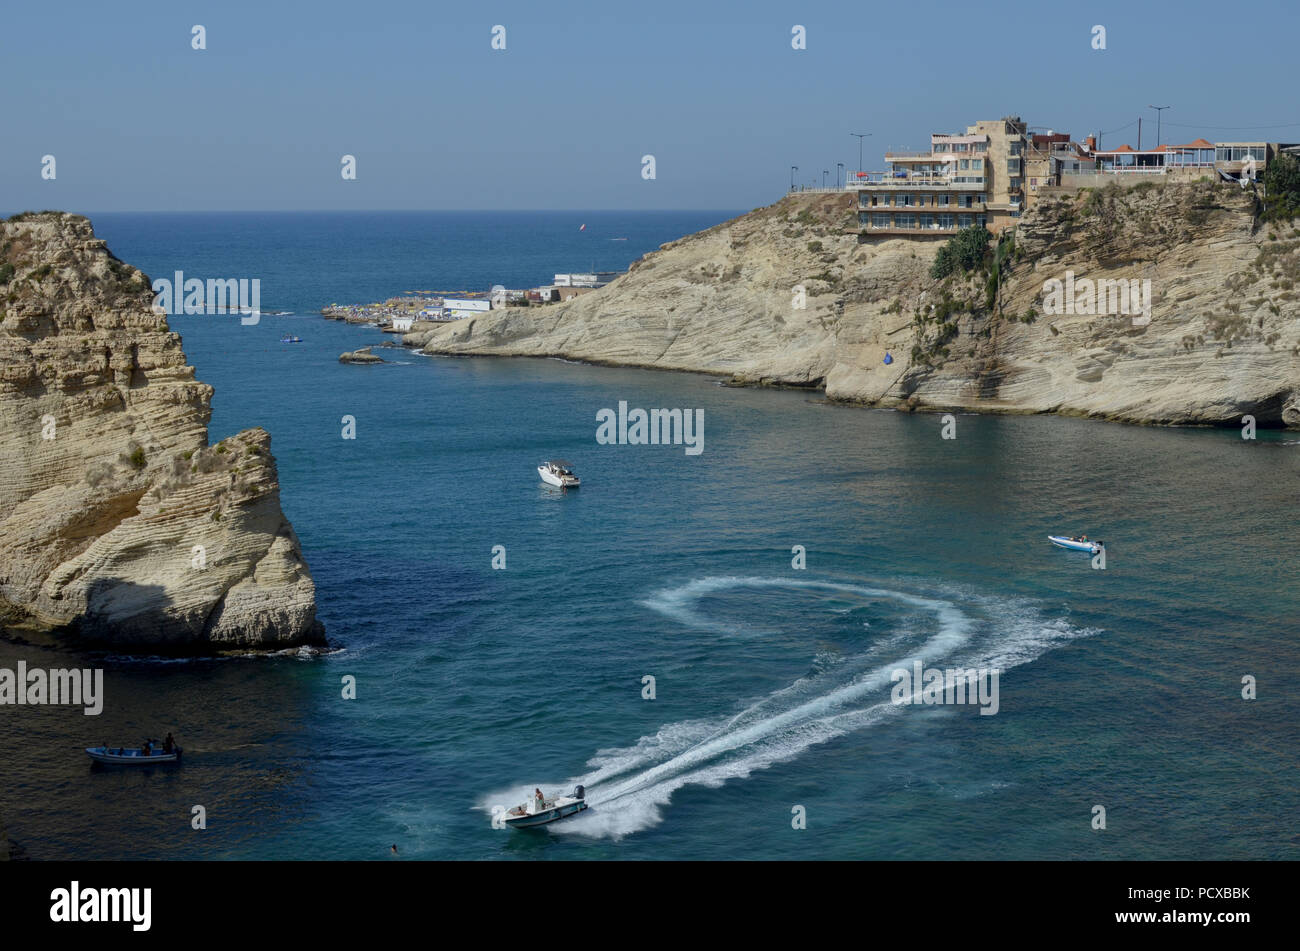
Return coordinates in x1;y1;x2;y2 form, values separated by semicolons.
974;142;988;152
971;158;983;169
937;194;950;206
1010;141;1023;155
939;213;954;229
920;214;933;229
896;214;916;229
958;214;972;228
960;159;970;170
977;215;987;228
872;213;890;228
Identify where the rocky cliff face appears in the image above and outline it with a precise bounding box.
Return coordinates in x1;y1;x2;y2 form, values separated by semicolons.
0;212;321;651
413;182;1300;427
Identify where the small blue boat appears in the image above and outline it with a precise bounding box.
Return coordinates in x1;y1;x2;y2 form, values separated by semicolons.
1048;535;1102;554
280;335;303;343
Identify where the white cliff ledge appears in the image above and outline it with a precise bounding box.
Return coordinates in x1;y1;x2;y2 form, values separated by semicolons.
0;212;322;652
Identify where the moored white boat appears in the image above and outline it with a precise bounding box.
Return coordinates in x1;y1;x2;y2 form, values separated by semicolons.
1048;535;1103;554
504;786;588;828
538;460;580;488
86;745;182;765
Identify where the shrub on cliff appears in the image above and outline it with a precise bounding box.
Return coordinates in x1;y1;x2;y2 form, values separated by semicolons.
930;226;990;280
1263;154;1300;221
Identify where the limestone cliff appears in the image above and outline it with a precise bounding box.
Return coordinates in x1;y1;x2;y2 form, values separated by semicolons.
413;182;1300;427
0;212;322;651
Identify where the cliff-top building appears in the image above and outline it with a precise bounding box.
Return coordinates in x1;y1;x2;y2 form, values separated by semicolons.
847;116;1028;238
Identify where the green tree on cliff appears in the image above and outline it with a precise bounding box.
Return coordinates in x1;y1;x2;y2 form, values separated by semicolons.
1262;153;1300;221
930;226;991;280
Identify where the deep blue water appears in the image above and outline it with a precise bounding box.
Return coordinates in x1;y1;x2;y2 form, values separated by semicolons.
1;212;1297;860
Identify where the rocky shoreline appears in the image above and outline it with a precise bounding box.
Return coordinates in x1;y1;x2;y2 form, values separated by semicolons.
407;183;1300;428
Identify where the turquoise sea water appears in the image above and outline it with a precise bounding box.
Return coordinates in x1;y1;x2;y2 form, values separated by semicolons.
1;212;1297;860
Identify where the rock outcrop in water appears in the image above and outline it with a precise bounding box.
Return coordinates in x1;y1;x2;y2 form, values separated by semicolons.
339;345;384;364
412;181;1300;427
0;212;322;651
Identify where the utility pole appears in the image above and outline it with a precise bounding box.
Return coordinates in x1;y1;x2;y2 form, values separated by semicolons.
851;133;872;176
1137;117;1142;152
1148;105;1170;147
837;162;844;188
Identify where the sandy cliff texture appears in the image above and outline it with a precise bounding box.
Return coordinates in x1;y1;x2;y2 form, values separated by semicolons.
0;213;321;651
414;182;1300;426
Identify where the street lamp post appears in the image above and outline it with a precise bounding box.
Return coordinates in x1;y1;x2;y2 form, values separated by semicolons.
790;166;798;191
1148;105;1170;147
837;163;844;188
851;133;872;177
823;170;828;189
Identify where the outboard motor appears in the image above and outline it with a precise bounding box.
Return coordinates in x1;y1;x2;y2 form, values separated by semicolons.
573;785;585;801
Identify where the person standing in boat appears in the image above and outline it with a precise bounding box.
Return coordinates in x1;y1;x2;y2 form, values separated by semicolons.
534;788;545;810
163;733;175;754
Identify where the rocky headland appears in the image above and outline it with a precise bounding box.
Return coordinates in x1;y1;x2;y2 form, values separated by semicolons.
409;180;1300;427
0;212;322;652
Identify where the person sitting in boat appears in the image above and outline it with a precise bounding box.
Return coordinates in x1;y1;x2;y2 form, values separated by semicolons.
143;740;153;757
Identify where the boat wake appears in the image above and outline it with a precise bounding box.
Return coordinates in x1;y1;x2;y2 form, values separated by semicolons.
482;575;1096;839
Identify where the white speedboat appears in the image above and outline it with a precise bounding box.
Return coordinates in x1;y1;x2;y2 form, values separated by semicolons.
538;460;580;488
1048;535;1103;554
505;785;588;829
86;744;182;765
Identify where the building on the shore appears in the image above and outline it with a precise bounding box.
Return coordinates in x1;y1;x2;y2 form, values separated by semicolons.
554;271;622;288
391;315;415;332
441;298;493;320
1024;133;1098;204
1089;138;1217;178
847;116;1028;237
1211;142;1300;180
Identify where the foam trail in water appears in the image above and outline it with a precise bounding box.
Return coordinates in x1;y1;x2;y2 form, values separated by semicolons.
486;576;1095;839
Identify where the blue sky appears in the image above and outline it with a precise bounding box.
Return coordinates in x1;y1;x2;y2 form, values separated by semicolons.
3;0;1297;211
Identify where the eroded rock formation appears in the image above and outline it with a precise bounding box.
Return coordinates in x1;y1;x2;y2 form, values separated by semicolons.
0;212;321;651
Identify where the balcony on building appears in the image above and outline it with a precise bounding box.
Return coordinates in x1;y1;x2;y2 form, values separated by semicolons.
857;210;988;236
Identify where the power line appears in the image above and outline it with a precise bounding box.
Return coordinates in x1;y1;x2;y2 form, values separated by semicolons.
1098;119;1137;136
1161;120;1300;130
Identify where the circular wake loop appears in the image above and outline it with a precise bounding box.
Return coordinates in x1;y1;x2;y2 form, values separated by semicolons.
490;575;1095;839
